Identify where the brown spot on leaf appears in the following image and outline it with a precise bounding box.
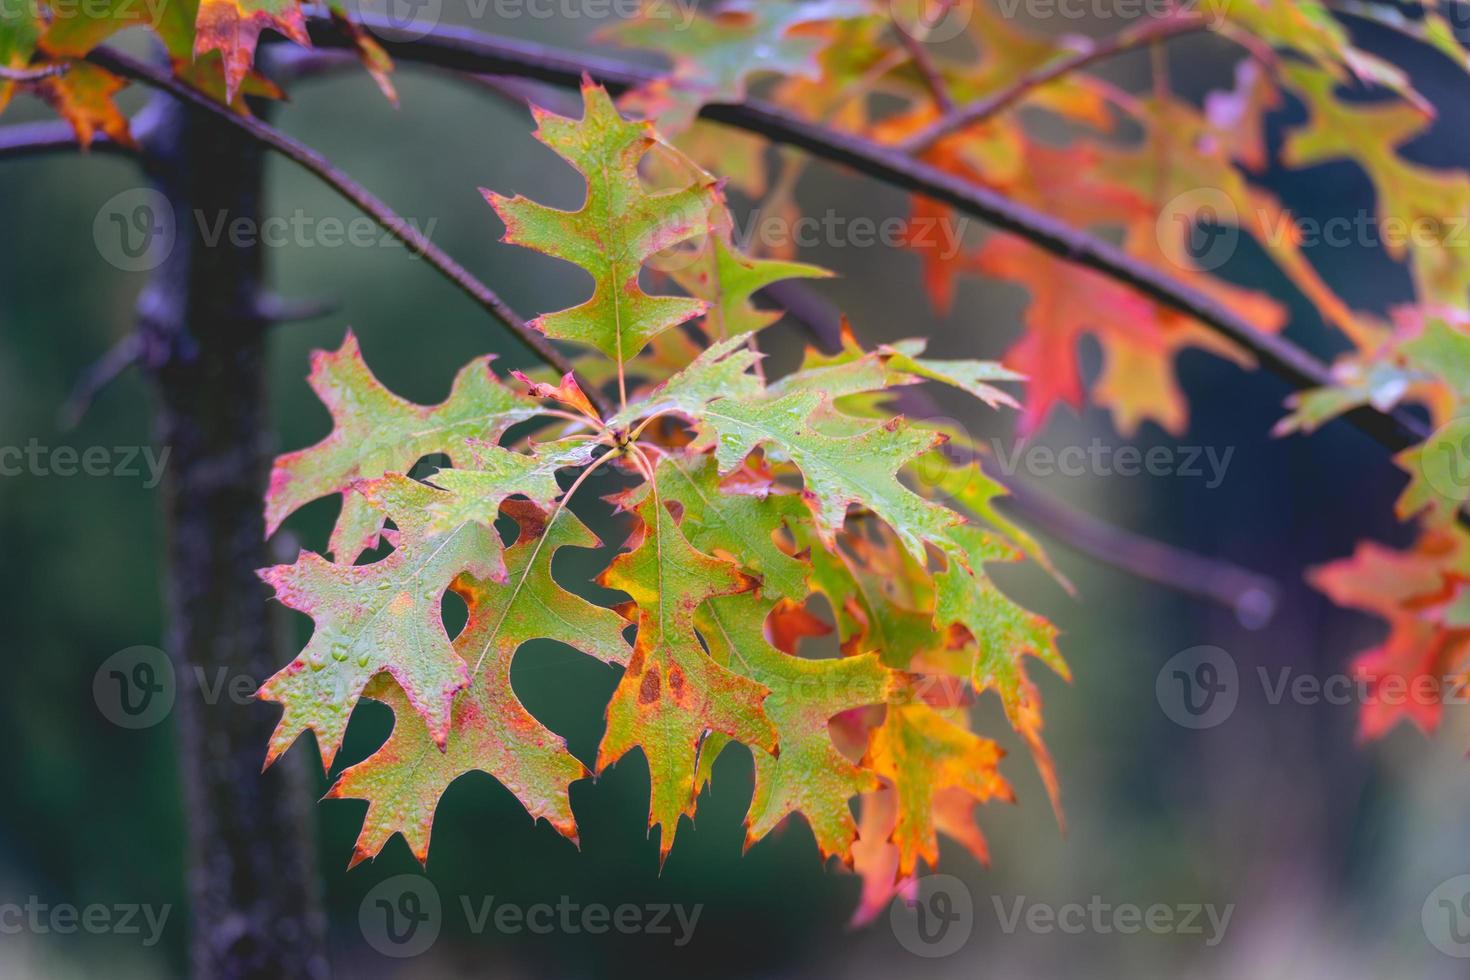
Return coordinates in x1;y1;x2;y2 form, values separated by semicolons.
639;669;661;704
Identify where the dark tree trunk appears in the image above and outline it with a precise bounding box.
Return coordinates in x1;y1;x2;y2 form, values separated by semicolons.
136;91;330;979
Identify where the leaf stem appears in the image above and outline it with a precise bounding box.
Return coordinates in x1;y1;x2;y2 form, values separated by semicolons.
471;445;622;673
532;408;598;430
625;410;676;446
624;442;659;485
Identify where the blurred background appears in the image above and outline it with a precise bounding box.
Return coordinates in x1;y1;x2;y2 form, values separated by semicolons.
3;3;1470;977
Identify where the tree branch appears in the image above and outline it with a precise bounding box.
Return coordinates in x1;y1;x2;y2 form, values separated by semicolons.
301;11;1429;456
83;45;612;416
0;119;135;160
896;11;1213;154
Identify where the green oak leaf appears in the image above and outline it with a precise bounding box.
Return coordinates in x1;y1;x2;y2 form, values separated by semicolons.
935;525;1068;706
608;0;872;132
654;454;810;603
595;489;775;862
699;591;893;861
667;219;831;339
486;82;718;372
258;475;504;771
326;501;629;866
266;331;539;561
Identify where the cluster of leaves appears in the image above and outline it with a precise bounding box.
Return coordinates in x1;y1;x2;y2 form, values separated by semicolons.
607;1;1470;748
18;0;1470;914
262;83;1065;922
0;0;391;145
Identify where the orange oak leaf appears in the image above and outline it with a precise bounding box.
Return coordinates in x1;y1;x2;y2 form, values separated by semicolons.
1311;530;1470;740
862;702;1014;877
193;0;311;104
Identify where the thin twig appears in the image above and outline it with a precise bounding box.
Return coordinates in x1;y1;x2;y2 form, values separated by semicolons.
896;29;956;114
83;45;613;418
897;11;1213;154
0;63;69;82
254;293;339;324
0;119;135;160
302;12;1429;456
57;332;145;430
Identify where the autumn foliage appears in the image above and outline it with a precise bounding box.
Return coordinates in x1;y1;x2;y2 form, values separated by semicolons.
9;0;1470;925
